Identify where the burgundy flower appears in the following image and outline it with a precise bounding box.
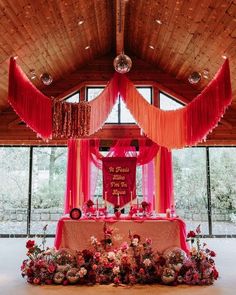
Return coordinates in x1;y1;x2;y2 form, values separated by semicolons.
86;200;94;208
141;201;149;210
45;279;53;285
210;251;216;257
213;268;219;280
33;278;41;285
187;231;196;238
26;240;35;249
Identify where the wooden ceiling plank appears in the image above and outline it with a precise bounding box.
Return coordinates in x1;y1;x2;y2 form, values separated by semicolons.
115;0;126;54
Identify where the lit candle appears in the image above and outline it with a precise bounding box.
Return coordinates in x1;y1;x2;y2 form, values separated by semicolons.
166;208;171;218
105;191;107;207
117;194;120;206
69;190;72;208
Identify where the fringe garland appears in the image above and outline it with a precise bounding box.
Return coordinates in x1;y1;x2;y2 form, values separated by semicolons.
53;100;91;138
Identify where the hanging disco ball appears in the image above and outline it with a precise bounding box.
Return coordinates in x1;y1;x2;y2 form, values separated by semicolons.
113;53;132;74
40;72;53;85
188;71;201;84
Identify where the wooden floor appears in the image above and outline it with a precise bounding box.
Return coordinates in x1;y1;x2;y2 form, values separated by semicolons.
0;238;235;295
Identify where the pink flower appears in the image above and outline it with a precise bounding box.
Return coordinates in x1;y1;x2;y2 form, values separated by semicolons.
121;242;129;251
48;263;56;273
145;238;152;245
139;268;145;275
26;240;35;249
33;278;41;285
113;277;120;285
92;264;98;271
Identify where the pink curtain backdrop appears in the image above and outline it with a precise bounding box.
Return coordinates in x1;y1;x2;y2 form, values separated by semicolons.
64;139;77;214
154;147;174;213
119;59;232;149
65;138;165;211
8;57;52;139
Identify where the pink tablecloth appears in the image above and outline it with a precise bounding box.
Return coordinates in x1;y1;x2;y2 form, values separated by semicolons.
54;217;189;254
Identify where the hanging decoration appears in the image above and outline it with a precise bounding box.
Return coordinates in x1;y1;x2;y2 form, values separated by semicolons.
113;53;132;74
8;57;52;139
8;58;231;149
119;59;232;149
53;100;91;138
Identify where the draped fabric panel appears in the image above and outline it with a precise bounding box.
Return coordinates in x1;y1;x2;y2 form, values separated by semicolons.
64;139;78;214
119;59;232;149
153;148;174;213
88;73;119;135
8;57;52;139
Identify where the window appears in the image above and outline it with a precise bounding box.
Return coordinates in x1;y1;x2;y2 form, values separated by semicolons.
209;148;236;235
87;86;152;124
31;147;67;235
173;148;208;234
0;147;29;235
64;91;80;103
160;92;184;110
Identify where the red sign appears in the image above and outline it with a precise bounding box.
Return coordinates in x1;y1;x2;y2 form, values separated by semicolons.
102;157;137;207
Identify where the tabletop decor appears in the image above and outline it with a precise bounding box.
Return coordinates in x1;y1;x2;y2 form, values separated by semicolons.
21;224;218;286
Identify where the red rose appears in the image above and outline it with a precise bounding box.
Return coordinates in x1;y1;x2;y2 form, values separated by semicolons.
210;250;216;257
48;263;56;273
33;278;41;285
187;231;196;238
213;268;219;280
63;279;69;285
86;200;94;208
26;240;35;249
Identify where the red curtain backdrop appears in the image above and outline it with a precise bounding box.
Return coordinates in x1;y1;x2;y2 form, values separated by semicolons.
119;59;232;149
8;57;52;139
64;139;77;214
102;157;137;207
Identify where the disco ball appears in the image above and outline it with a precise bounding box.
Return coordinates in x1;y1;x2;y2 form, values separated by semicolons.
40;72;53;85
188;71;201;84
113;53;132;74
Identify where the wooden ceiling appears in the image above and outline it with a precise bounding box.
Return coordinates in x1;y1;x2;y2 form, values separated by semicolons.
0;0;236;145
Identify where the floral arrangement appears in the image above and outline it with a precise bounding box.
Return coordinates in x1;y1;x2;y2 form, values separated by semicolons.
21;224;218;286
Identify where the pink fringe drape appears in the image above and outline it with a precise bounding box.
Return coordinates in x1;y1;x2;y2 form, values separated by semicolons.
88;74;119;135
119;59;232;149
8;57;52;139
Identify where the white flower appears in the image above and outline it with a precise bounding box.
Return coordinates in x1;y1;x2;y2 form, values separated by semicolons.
107;251;116;260
143;258;152;267
132;238;139;247
90;236;98;245
113;266;120;275
78;267;87;277
191;247;198;256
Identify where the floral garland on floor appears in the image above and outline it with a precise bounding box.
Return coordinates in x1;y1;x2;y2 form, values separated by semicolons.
21;225;218;286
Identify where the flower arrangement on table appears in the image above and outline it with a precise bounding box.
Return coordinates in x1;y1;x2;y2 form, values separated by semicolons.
21;224;218;286
129;201;151;218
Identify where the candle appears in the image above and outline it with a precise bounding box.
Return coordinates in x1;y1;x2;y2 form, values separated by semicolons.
96;198;99;211
104;191;107;207
69;190;72;209
130;191;133;206
166;208;171;218
117;194;120;206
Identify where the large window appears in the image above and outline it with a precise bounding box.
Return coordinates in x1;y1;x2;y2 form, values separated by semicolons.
173;148;208;234
209;148;236;235
31;147;67;235
0;148;29;235
160;92;184;110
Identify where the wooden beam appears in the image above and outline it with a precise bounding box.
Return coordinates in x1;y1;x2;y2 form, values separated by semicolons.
115;0;126;54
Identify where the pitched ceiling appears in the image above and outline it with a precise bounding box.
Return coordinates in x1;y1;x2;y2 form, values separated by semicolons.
0;0;236;142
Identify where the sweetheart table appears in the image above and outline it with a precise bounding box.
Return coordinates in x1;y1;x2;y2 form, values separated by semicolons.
54;216;189;254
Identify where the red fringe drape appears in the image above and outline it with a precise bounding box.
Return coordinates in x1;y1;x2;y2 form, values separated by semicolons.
8;57;52;139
